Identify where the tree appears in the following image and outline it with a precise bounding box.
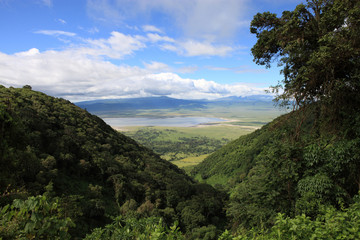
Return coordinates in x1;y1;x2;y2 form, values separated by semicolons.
0;195;74;239
251;0;360;114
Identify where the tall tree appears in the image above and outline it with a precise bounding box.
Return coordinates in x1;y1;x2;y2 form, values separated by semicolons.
251;0;360;115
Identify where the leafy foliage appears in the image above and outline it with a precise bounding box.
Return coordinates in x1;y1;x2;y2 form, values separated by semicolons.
251;0;360;114
193;103;360;230
0;195;74;239
230;195;360;239
84;216;184;240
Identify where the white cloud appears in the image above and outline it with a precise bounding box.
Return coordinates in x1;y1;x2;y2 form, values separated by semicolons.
14;48;40;57
80;31;146;59
161;44;179;53
207;66;230;71
144;61;199;74
207;65;268;74
142;25;163;33
87;0;250;41
162;40;234;57
57;18;66;24
73;30;233;58
34;30;76;37
143;61;171;72
147;33;175;43
166;0;249;41
0;48;266;101
180;40;234;57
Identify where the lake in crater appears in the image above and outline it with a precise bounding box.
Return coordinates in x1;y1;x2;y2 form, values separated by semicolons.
103;117;225;127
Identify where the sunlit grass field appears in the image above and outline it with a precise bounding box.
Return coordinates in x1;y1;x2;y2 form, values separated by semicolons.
121;124;256;140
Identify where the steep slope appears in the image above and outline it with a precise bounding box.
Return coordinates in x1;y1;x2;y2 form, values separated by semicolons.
191;112;297;185
0;86;225;237
192;104;360;228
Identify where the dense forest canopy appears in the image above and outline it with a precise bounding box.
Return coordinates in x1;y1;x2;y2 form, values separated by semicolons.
0;86;226;239
251;0;360;114
192;0;360;237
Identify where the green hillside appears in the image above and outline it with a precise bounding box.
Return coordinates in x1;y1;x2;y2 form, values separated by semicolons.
191;119;277;186
0;86;225;238
192;103;360;230
191;0;360;234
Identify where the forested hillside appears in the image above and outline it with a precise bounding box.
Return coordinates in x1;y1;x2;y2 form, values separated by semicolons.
193;0;360;236
193;103;360;228
0;86;225;239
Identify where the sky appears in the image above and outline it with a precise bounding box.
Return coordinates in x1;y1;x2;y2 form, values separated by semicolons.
0;0;303;102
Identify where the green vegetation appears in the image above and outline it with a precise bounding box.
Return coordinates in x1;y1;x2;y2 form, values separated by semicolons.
123;127;229;162
1;0;360;239
0;86;226;239
251;0;360;112
84;216;184;240
122;126;251;163
193;105;360;229
219;196;360;239
0;195;74;239
172;155;209;170
193;0;360;237
121;125;260;172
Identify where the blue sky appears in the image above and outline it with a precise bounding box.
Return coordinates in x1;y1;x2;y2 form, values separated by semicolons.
0;0;303;101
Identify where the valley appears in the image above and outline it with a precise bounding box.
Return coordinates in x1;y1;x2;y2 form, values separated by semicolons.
122;125;256;173
77;96;284;172
1;1;359;239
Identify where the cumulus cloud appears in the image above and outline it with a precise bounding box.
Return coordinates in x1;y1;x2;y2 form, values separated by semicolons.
79;30;233;58
80;31;146;59
0;48;266;101
14;48;40;57
85;1;239;57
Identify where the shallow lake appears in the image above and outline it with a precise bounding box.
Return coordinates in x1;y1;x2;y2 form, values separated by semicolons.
103;117;225;127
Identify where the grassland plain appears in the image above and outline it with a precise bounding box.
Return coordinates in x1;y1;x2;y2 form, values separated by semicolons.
120;125;254;173
118;103;285;171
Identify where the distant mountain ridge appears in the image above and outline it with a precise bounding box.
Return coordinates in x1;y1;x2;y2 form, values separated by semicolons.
76;95;274;114
215;95;274;102
76;96;208;111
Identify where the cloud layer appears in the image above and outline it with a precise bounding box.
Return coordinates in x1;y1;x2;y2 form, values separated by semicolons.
86;0;250;41
0;46;266;102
